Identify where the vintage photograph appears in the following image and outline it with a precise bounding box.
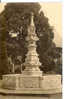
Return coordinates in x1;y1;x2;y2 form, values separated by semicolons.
0;3;62;99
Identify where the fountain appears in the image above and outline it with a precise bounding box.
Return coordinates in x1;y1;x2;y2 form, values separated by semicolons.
1;13;61;98
22;13;42;76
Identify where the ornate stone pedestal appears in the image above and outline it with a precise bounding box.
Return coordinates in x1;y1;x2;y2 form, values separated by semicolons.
22;13;42;78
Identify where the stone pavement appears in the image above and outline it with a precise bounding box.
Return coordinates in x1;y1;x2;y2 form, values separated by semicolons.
0;94;62;99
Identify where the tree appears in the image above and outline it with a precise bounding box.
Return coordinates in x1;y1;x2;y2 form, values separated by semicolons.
0;3;57;74
0;14;9;77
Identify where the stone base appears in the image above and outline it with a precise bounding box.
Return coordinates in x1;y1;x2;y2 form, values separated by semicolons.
22;70;43;76
0;74;62;99
2;74;43;89
2;74;61;94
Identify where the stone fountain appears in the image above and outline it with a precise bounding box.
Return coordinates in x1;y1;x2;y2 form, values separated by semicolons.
0;13;61;98
22;13;42;77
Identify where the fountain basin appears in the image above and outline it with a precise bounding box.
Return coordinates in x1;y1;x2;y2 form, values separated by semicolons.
1;74;61;94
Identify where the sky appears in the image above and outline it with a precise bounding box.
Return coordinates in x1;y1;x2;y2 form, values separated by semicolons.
0;3;62;47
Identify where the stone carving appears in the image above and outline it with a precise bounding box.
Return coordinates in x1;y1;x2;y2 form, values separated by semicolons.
22;13;42;76
19;76;40;88
2;75;16;89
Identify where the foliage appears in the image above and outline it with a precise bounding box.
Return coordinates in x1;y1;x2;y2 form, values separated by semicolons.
0;14;9;76
0;3;61;74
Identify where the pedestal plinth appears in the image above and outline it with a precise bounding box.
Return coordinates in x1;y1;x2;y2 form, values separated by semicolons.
22;69;42;76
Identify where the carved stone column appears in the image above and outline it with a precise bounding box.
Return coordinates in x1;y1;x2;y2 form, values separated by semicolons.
22;13;42;76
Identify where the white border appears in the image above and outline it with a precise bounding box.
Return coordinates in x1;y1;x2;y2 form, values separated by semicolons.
1;0;63;3
62;1;64;96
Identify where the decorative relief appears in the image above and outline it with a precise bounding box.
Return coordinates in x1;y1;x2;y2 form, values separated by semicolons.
19;77;40;88
2;76;16;88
